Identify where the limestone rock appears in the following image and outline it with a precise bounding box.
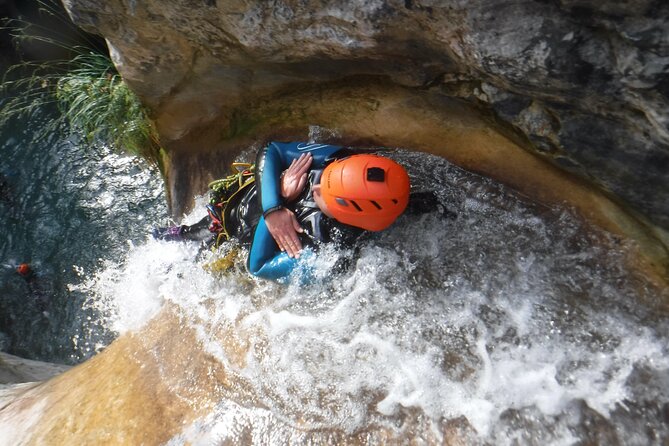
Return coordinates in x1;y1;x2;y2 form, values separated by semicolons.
1;3;667;444
60;0;669;232
60;1;669;232
0;307;472;445
0;352;70;384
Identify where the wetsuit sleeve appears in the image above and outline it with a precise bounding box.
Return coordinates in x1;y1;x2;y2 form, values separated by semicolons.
254;141;343;215
249;141;344;281
247;216;299;280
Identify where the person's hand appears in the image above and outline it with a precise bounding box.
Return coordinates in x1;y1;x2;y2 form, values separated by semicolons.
281;153;312;202
265;208;304;258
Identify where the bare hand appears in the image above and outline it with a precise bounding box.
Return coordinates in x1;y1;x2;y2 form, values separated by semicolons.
281;153;312;202
265;208;304;258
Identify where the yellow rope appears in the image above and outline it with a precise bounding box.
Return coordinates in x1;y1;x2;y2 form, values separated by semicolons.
203;246;241;274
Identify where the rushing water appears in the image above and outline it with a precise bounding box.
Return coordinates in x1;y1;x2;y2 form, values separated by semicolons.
1;112;668;443
70;147;669;444
0;111;167;363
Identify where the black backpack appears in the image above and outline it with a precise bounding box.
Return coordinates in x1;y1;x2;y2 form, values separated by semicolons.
207;163;256;247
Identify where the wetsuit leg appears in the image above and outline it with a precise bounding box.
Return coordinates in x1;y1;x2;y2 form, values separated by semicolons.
180;216;212;241
152;216;213;242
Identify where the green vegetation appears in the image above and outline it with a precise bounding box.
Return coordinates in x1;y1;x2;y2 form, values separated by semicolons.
56;52;159;158
0;1;160;161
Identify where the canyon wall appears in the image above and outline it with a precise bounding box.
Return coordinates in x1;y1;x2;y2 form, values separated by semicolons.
58;0;668;238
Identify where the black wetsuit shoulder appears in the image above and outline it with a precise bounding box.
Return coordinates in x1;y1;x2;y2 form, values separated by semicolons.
289;169;364;248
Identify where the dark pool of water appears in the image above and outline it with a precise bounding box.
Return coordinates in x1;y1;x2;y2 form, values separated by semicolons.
0;110;167;364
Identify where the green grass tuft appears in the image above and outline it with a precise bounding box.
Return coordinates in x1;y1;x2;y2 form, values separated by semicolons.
53;52;160;159
0;1;161;162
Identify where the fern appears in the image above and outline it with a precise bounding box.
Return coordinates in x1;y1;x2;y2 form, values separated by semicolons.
0;1;161;162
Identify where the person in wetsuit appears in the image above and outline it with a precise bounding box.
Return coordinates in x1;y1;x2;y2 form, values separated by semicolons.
15;263;51;316
154;141;411;281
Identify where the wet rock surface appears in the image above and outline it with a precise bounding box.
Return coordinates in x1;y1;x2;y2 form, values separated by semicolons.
0;352;70;384
61;0;669;230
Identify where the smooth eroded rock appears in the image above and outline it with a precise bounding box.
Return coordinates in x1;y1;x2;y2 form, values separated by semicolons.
60;0;669;231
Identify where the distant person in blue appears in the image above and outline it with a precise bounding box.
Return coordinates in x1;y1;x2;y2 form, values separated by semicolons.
154;141;416;281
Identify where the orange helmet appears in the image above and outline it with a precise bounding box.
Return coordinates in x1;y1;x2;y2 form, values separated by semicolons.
17;263;31;277
320;154;410;231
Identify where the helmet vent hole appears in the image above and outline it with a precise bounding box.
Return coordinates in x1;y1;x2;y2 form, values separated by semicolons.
350;200;363;212
392;199;399;204
335;198;348;206
370;200;382;210
367;167;385;182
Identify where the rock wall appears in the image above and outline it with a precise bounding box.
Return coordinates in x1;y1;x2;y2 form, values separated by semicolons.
60;0;669;236
0;0;106;73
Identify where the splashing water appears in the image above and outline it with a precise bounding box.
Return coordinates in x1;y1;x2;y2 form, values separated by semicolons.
74;150;668;444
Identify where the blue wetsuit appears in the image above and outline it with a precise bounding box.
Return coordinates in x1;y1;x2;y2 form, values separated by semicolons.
248;141;362;280
155;141;436;281
158;141;364;280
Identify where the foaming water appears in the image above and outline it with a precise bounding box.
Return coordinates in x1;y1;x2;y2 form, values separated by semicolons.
79;152;668;444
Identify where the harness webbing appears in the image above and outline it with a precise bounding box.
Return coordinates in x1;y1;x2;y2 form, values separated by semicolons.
208;163;255;248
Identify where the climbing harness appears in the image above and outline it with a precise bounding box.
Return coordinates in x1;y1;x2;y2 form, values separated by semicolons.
207;163;255;248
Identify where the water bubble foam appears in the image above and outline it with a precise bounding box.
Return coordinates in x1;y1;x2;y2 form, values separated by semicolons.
74;151;669;444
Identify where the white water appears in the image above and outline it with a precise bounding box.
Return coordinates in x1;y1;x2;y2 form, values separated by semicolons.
0;384;46;445
72;151;669;444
